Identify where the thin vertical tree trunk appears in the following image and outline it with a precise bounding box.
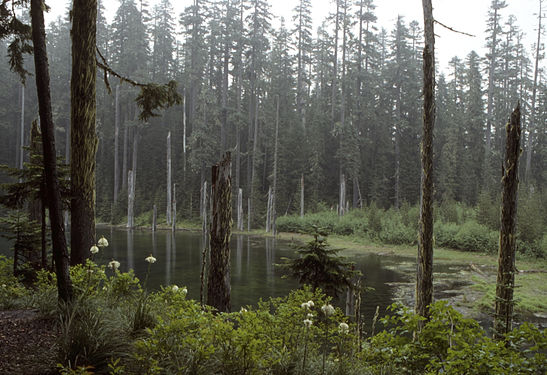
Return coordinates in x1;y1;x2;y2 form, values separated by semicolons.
122;119;128;192
339;174;346;216
208;153;232;312
237;188;243;231
127;170;134;228
202;181;208;233
494;103;521;339
416;0;435;322
266;186;272;232
166;131;172;225
300;174;304;218
331;0;340;129
525;0;543;183
19;84;24;172
272;95;279;235
249;95;259;230
152;204;157;232
172;183;177;231
485;5;501;181
182;93;187;173
30;0;73;302
114;84;120;204
70;0;98;265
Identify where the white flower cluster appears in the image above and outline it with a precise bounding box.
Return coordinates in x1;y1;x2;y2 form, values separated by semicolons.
303;319;313;328
145;255;157;264
108;260;120;270
301;300;315;309
97;236;109;247
90;236;109;255
338;322;349;334
321;304;335;317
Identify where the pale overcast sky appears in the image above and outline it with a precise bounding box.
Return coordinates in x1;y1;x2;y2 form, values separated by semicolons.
44;0;544;73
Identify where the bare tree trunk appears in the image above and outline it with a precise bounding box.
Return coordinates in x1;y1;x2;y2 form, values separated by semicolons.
272;95;279;234
202;181;208;234
152;204;157;232
166;131;172;225
494;103;521;339
416;0;435;322
172;184;177;231
30;0;73;302
207;153;232;312
237;188;243;231
266;186;272;232
114;84;120;204
300;175;304;218
249;95;259;230
127;170;134;228
122;120;128;192
339;174;346;216
525;0;543;183
19;84;24;173
182;93;187;172
331;0;340;129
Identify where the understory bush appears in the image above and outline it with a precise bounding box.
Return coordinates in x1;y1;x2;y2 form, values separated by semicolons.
1;254;545;374
278;199;544;257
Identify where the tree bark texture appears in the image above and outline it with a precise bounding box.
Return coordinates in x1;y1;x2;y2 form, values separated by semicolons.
416;0;435;322
30;0;73;302
70;0;98;265
207;152;232;313
494;103;521;340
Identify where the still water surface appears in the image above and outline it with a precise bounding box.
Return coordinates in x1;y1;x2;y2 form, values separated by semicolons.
95;228;406;321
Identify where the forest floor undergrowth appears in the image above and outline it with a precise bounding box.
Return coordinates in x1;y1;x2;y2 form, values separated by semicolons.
0;310;58;375
2;227;544;374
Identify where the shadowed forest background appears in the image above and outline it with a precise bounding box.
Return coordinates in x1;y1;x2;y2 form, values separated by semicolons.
0;0;545;247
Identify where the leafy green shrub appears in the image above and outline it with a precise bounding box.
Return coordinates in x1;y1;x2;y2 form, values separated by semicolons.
517;192;546;244
0;255;29;309
378;211;416;245
476;191;500;230
435;222;461;249
453;221;498;253
363;301;546;375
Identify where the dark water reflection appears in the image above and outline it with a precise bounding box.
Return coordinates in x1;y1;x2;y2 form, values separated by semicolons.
95;229;405;322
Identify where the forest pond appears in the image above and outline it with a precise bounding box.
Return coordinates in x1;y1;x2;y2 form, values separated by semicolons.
94;228;409;321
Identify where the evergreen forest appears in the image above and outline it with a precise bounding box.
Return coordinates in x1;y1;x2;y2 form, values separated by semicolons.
0;0;545;234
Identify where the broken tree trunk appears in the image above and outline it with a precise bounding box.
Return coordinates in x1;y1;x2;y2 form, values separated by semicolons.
207;152;232;312
416;0;435;323
493;103;521;340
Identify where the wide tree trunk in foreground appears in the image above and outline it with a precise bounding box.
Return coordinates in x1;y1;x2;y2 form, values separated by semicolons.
207;152;232;313
70;0;98;265
494;103;521;340
30;0;73;302
416;0;435;322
